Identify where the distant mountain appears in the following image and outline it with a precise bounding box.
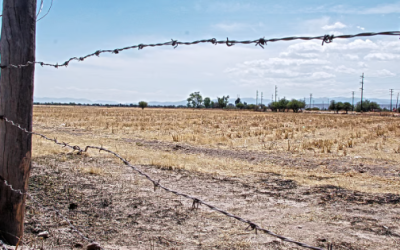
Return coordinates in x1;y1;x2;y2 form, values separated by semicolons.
34;97;121;105
34;97;94;104
148;100;187;106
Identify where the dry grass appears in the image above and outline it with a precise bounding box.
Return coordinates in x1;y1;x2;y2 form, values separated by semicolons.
32;106;400;194
18;105;400;249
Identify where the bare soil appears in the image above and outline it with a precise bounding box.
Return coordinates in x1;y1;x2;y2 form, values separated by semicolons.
16;141;400;249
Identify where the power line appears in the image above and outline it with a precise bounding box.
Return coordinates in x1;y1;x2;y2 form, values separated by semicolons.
1;31;400;69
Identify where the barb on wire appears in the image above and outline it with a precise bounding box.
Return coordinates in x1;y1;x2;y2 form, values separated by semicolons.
0;31;399;69
1;116;324;250
0;173;100;248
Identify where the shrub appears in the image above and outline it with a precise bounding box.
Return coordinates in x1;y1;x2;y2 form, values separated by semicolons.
138;101;148;110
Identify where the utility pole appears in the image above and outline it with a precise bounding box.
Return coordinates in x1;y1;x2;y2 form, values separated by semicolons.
275;85;277;102
390;89;394;111
256;90;258;105
322;100;324;110
396;93;399;110
360;73;364;112
0;0;37;245
261;92;263;105
352;91;355;111
271;94;273;103
310;93;312;109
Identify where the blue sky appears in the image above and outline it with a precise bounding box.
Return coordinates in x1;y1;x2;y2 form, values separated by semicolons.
23;1;400;102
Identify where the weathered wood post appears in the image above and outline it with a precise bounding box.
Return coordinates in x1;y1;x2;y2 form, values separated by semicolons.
0;0;37;245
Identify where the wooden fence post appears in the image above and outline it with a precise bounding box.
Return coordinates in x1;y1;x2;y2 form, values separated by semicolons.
0;0;37;245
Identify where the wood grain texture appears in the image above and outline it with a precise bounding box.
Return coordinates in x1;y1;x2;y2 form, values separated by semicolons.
0;0;36;245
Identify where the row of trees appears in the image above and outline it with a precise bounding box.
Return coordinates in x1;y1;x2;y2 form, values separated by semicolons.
187;91;230;109
184;92;384;113
34;92;384;113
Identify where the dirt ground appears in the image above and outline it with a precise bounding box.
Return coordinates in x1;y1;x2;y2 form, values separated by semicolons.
18;140;400;249
2;107;400;249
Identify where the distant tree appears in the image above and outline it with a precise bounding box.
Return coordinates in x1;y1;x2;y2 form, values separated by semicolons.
369;101;380;111
260;104;267;112
276;98;290;112
187;92;203;108
204;97;211;108
287;99;306;113
328;100;336;111
247;104;256;110
217;95;230;108
355;99;381;112
236;102;244;109
235;97;241;105
268;102;278;112
138;101;148;110
342;102;352;114
336;102;344;113
329;100;342;113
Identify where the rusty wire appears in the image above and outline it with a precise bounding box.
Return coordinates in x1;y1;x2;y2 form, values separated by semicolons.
0;31;399;69
0;174;101;249
0;116;324;250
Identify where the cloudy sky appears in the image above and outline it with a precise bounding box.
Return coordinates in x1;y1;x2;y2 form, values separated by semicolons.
26;1;400;102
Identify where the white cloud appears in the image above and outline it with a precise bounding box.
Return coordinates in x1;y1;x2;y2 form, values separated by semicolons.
364;53;400;61
311;72;336;79
344;54;359;60
356;26;365;31
322;22;347;30
335;65;357;74
372;69;396;77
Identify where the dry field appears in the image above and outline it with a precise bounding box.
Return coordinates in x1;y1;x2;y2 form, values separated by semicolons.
19;105;400;249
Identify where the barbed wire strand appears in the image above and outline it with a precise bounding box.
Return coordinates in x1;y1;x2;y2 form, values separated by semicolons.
0;31;399;69
0;116;324;250
36;0;54;22
0;174;102;249
36;0;44;18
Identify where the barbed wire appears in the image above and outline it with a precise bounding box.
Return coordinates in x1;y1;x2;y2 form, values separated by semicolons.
0;174;101;249
36;0;54;22
0;31;399;69
0;116;324;250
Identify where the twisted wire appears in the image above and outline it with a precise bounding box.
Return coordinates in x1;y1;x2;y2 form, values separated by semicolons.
0;31;398;69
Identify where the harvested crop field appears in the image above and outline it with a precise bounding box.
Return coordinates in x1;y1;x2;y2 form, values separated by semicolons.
19;106;400;249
